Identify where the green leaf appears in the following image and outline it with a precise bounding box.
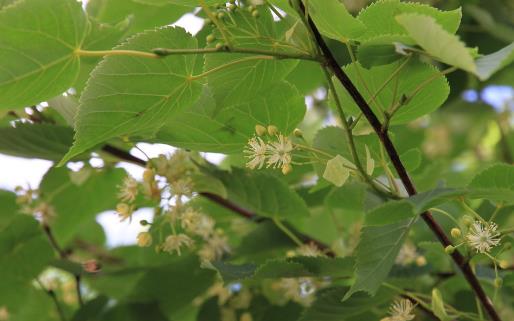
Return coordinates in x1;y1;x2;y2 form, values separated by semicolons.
299;286;393;321
475;42;514;80
213;256;355;283
396;13;476;73
468;164;514;205
205;7;299;106
307;0;365;42
0;190;19;229
365;200;415;226
98;302;169;321
61;27;203;164
212;168;310;220
133;0;224;6
47;95;79;126
334;60;450;124
39;166;126;245
155;82;305;153
235;221;296;260
126;255;216;317
74;18;130;93
343;219;415;300
356;0;461;40
407;187;465;213
0;123;75;161
323;155;351;187
356;35;414;68
0;215;54;307
0;0;88;109
86;0;191;34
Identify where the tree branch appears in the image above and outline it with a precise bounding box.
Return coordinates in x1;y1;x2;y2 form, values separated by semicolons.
301;3;501;320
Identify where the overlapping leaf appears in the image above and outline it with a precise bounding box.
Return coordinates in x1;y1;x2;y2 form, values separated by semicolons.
155;82;305;153
0;0;88;109
205;6;301;106
333;60;450;124
61;27;203;163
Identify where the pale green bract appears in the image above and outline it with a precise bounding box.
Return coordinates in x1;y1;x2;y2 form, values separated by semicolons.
0;0;88;109
396;13;476;73
60;27;203;164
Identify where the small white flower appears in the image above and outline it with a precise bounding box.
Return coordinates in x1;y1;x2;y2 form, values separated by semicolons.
296;243;324;257
118;176;138;202
244;136;267;169
395;243;418;266
198;231;230;262
381;299;416;321
162;234;194;255
466;221;501;253
266;134;293;169
181;208;215;239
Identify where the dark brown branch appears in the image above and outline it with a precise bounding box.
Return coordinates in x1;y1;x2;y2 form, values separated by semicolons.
99;148;335;256
301;3;501;320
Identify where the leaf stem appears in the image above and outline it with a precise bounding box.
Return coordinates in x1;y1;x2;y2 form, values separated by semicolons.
75;49;160;59
273;218;304;247
153;45;319;61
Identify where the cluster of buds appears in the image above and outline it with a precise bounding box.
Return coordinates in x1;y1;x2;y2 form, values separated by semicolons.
15;185;55;224
244;124;298;175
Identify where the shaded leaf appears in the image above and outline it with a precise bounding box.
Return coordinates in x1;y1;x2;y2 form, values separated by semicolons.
468;163;514;205
0;123;75;161
343;219;414;299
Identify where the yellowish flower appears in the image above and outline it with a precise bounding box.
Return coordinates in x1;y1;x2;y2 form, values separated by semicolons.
137;232;152;247
296;243;323;257
244;136;267;170
118;176;138;202
267;134;293;170
381;299;416;321
162;234;194;255
116;203;134;222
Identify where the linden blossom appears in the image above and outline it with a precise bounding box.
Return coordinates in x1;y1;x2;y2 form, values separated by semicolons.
466;221;501;254
381;299;416;321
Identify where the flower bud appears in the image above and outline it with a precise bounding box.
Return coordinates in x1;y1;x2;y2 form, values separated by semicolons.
293;128;303;137
143;168;154;183
415;256;427;266
140;219;150;226
281;164;292;175
255;124;267;136
251;10;260;18
494;277;503;288
206;34;215;43
450;228;462;238
116;203;130;215
444;245;455;254
137;232;152;247
215;42;224;50
267;125;279;136
499;260;509;269
217;12;225;19
462;215;473;227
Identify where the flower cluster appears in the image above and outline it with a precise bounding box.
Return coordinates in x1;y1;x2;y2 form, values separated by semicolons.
244;125;295;175
15;185;55;224
125;150;231;263
381;299;416;321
